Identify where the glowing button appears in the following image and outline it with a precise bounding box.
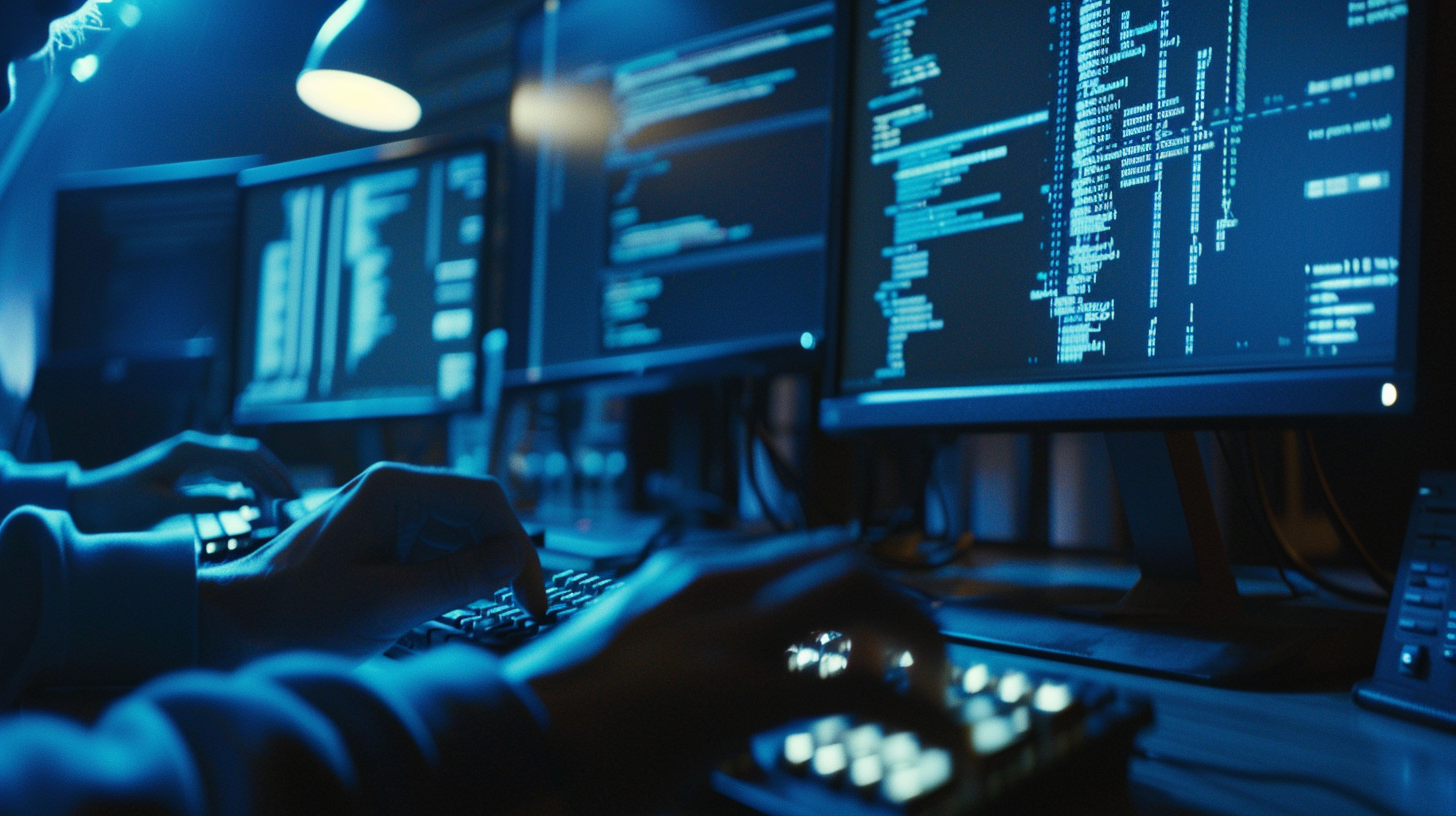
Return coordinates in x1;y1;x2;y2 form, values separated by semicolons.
811;743;848;776
70;55;99;83
800;332;817;350
783;733;814;767
1382;383;1398;407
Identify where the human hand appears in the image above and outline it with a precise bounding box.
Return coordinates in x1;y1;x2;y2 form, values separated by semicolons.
197;463;548;669
505;531;949;814
68;431;297;534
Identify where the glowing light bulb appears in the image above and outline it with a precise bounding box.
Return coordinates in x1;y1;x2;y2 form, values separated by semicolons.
296;69;421;132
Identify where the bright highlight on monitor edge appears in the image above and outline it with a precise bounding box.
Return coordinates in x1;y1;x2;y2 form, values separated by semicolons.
296;69;421;133
1382;383;1398;407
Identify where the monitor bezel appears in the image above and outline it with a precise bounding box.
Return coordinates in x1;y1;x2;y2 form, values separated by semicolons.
500;0;852;390
821;0;1433;433
231;133;496;426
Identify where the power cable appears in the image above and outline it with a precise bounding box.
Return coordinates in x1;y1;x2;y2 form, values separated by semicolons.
1211;430;1304;599
1244;433;1388;605
1303;430;1396;591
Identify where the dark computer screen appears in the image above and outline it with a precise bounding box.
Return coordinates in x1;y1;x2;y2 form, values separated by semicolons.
234;140;491;424
506;0;842;384
826;0;1420;429
51;158;256;362
40;159;258;465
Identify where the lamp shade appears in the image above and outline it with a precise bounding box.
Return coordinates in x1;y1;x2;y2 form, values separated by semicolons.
297;0;421;132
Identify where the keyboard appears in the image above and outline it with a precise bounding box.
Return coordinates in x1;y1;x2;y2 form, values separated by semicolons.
193;499;297;563
192;489;336;563
714;660;1154;815
388;568;624;657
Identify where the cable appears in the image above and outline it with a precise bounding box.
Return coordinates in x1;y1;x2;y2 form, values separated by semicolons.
1212;431;1304;599
752;421;810;526
1133;748;1406;816
1245;434;1389;605
926;461;954;540
745;432;792;533
1303;430;1396;592
626;513;689;571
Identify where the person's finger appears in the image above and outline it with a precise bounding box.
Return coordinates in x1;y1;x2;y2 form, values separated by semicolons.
398;469;546;616
157;434;298;499
511;543;549;618
392;535;538;624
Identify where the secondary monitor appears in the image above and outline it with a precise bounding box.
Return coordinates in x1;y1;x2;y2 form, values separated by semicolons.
824;0;1423;430
234;137;491;424
52;156;260;364
506;0;843;385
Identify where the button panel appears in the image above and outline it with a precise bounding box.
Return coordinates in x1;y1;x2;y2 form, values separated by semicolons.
1399;644;1428;678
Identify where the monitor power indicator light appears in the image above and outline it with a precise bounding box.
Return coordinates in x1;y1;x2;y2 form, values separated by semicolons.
1381;383;1398;407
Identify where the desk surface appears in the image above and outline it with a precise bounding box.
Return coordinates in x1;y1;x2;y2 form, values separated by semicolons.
945;643;1456;816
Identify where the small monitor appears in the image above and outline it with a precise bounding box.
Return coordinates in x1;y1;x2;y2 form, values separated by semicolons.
824;0;1422;430
40;158;258;465
51;156;259;364
505;0;842;385
234;137;491;424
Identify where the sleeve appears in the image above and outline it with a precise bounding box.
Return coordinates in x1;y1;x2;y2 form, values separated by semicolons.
0;508;198;705
0;647;556;816
0;453;77;519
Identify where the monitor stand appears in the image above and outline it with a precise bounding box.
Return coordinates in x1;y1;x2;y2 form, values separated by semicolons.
931;431;1385;687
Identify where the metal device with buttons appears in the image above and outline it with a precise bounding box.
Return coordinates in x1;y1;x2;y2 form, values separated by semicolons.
1354;472;1456;731
713;661;1153;815
193;499;301;564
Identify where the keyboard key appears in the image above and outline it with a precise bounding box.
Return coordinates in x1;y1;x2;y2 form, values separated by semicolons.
218;511;251;538
1399;618;1438;635
194;515;225;541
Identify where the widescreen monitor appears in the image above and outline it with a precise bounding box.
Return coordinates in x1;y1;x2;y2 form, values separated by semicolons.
234;137;491;424
824;0;1424;430
505;0;843;385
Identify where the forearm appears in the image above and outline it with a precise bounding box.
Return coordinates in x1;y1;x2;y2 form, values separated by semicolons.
0;454;76;519
0;508;196;703
0;647;552;816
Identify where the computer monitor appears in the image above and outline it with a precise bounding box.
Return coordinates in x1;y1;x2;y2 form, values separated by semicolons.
822;0;1436;683
35;157;259;466
825;0;1422;430
504;0;843;385
51;156;259;365
234;136;492;425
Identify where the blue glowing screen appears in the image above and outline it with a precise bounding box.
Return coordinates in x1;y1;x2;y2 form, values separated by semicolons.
506;0;841;384
234;145;490;424
834;0;1415;420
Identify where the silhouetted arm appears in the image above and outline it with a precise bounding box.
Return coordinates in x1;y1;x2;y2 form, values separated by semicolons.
0;646;553;816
